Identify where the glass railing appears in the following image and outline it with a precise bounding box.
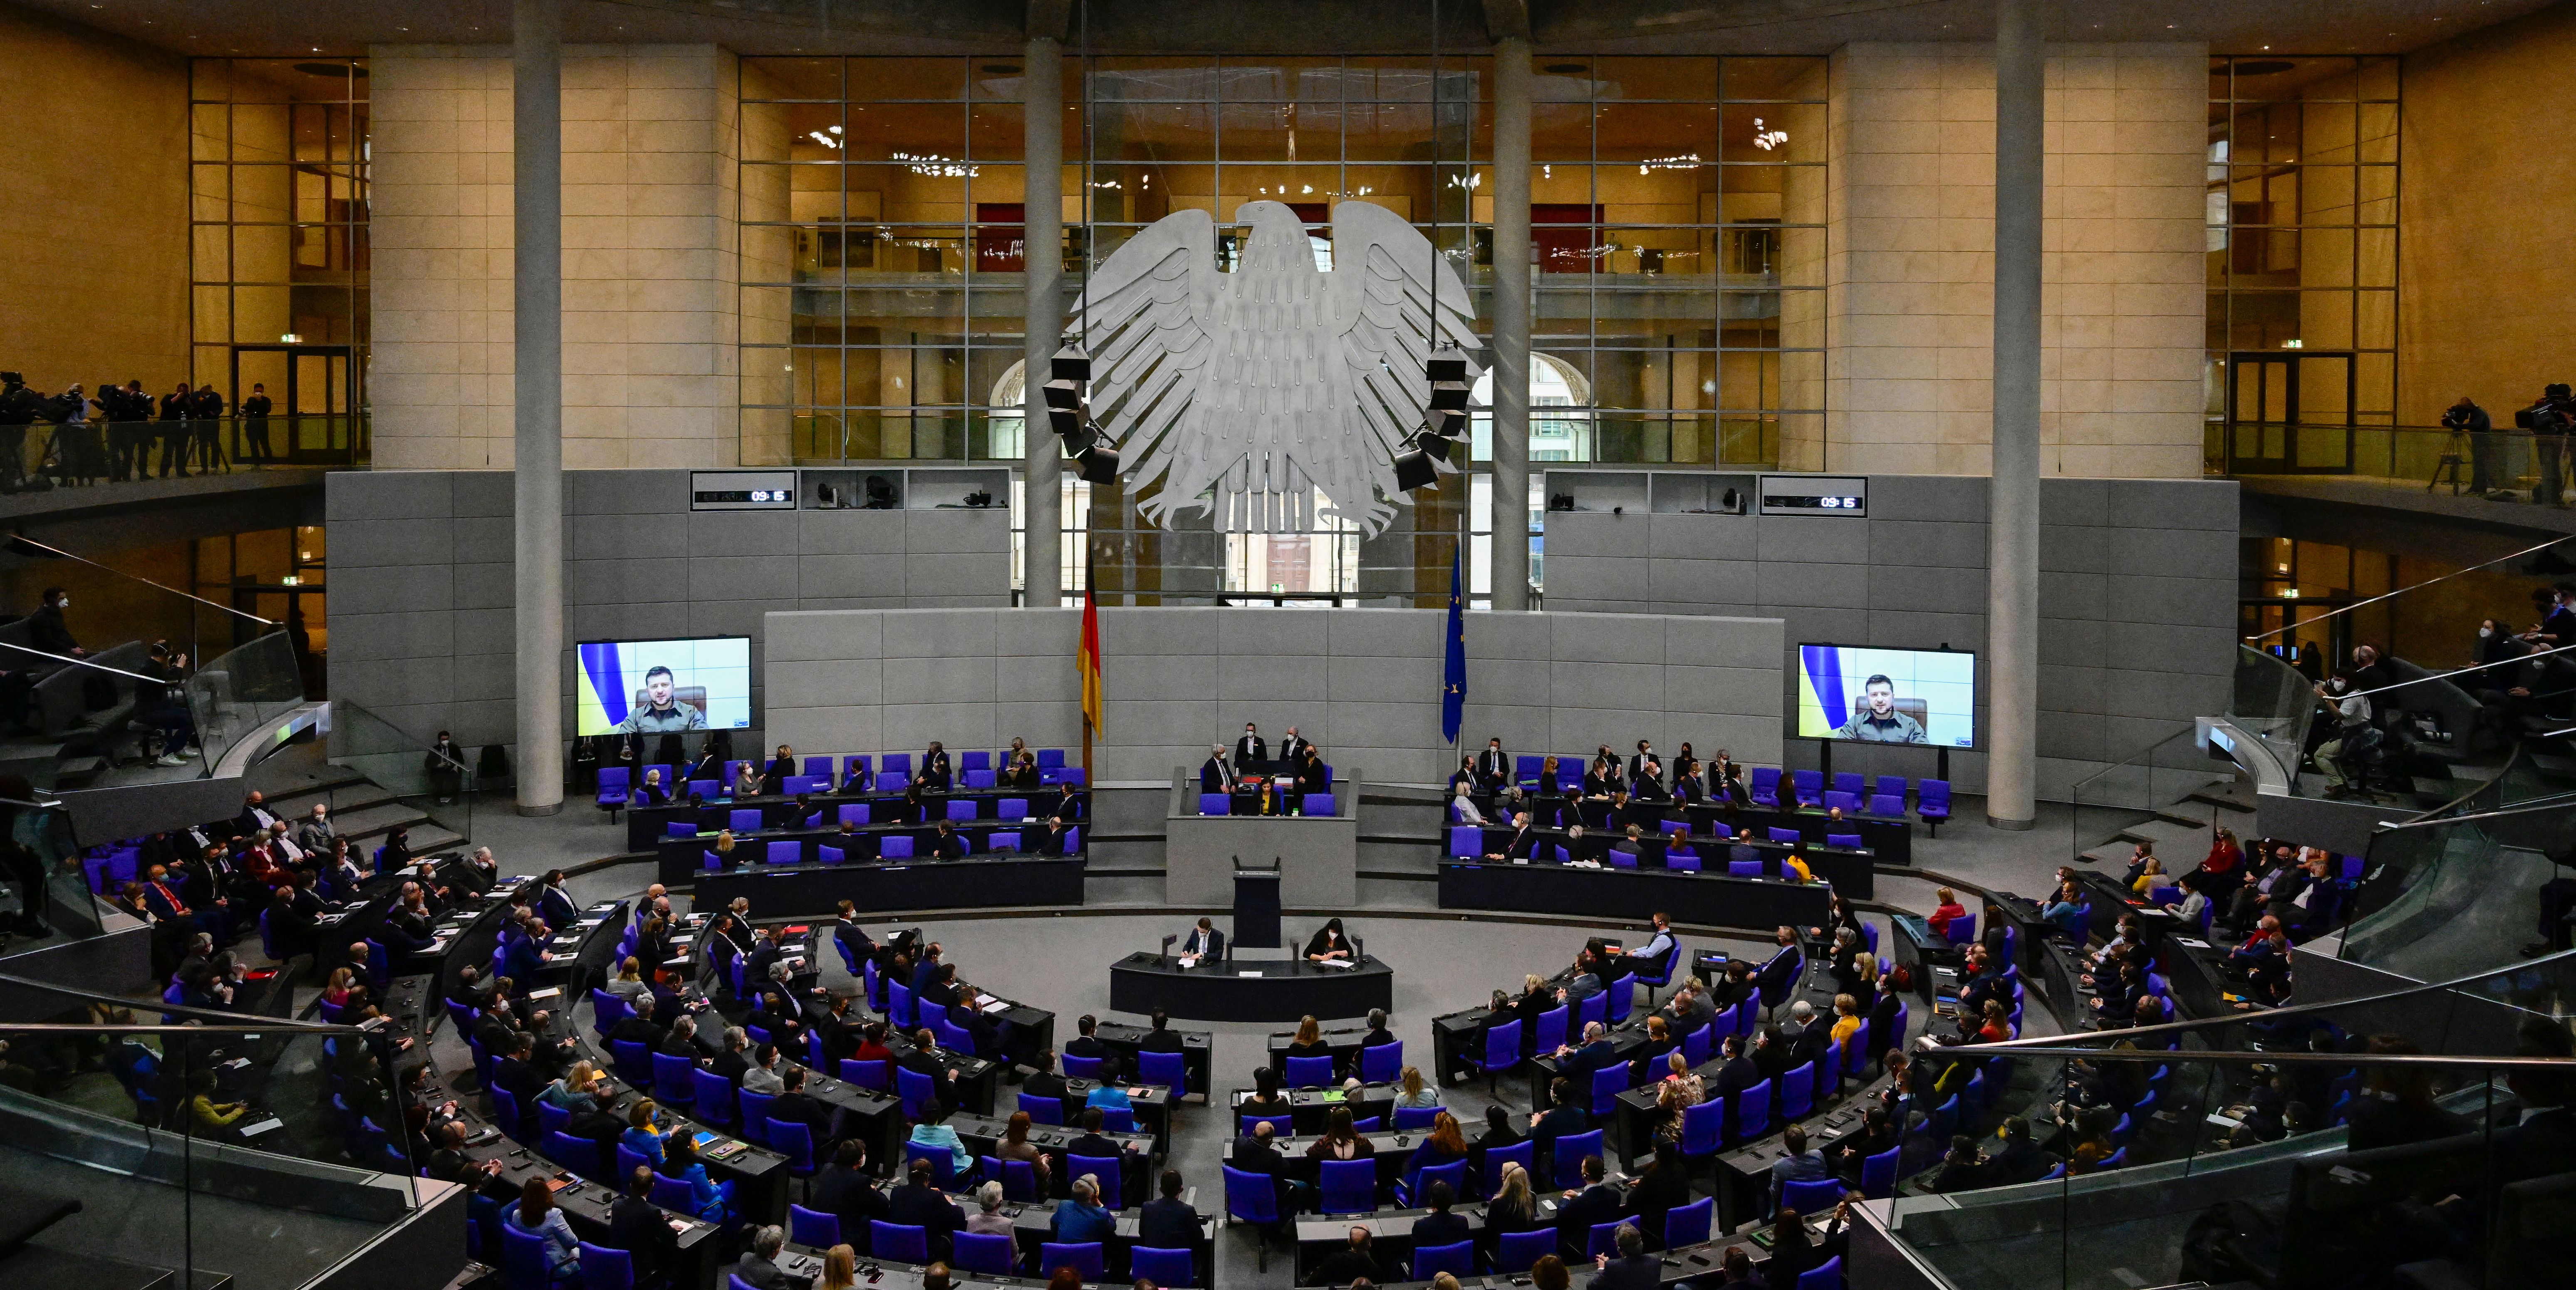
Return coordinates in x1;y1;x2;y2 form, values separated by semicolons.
8;793;105;939
0;971;423;1288
2232;643;2318;777
325;696;473;850
2;413;368;486
2340;791;2576;981
1880;947;2576;1290
183;628;312;769
2067;722;2239;860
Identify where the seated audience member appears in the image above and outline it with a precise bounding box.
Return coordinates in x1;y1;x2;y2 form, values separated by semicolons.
1051;1174;1118;1243
1926;887;1968;938
888;1157;968;1259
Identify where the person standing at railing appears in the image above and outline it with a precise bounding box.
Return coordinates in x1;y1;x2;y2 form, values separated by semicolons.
155;381;192;479
189;383;227;475
2446;394;2497;496
0;372;36;492
105;380;148;482
2525;383;2574;509
240;382;273;464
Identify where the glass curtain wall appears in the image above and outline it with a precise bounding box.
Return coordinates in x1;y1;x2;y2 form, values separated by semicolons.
2207;57;2398;476
188;59;371;466
740;54;1824;601
1496;56;1824;472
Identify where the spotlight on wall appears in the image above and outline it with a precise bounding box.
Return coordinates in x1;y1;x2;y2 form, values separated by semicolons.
1046;348;1122;485
1393;348;1472;492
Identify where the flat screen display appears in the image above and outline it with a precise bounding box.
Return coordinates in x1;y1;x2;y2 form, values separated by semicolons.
1795;644;1976;748
574;636;753;737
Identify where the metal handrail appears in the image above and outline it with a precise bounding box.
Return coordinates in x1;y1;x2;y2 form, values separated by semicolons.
0;968;349;1032
1959;943;2576;1054
1927;1045;2576;1069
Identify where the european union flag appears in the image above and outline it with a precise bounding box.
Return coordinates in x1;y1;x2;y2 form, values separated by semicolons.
1442;545;1466;745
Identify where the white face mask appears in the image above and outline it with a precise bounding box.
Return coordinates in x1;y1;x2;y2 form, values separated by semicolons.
2481;627;2495;639
54;597;66;608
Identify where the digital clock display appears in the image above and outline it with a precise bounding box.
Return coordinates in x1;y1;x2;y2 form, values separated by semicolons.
688;471;800;511
1758;475;1870;517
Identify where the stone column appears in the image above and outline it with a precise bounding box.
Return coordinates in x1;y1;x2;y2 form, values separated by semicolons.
1488;37;1532;611
1986;0;2043;829
1023;38;1065;608
513;0;565;816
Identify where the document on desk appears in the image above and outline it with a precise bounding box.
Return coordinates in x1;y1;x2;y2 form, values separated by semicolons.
1311;958;1357;971
980;998;1009;1014
528;986;561;1001
239;1117;285;1137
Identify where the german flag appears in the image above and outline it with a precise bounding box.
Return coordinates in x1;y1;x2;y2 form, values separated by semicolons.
1077;557;1104;739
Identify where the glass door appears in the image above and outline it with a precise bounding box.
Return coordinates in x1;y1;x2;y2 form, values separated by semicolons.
2226;350;2356;474
230;344;355;463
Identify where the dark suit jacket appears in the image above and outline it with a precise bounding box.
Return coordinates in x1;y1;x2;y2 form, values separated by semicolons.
1232;1135;1289;1179
1235;735;1268;765
887;1182;965;1236
1140;1026;1186;1053
1556;1183;1624;1248
604;1194;679;1277
810;1163;889;1234
733;1253;796;1290
1138;1196;1200;1249
1023;1071;1081;1124
1596;1253;1664;1290
1413;1208;1471;1249
1179;927;1225;959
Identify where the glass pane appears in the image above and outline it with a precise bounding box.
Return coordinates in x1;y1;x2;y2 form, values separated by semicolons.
1590;58;1718;101
1092;101;1217;161
968;102;1023;160
743;56;844;100
1531;102;1593;161
1723;102;1822;165
849;58;964;100
1088;58;1219;101
1722;58;1828;101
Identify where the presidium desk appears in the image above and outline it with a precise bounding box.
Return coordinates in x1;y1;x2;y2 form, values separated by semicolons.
1163;768;1359;908
1108;951;1395;1023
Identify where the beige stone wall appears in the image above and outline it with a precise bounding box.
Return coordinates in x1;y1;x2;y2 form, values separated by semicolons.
370;43;744;469
1817;41;2205;477
0;4;188;396
2398;5;2576;425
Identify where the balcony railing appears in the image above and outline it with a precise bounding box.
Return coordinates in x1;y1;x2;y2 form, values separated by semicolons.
2207;419;2565;496
2;414;368;489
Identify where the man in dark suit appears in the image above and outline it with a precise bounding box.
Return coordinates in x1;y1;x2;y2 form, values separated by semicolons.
604;1166;681;1282
1785;1001;1834;1070
1065;1014;1112;1068
1234;724;1268;770
832;901;878;969
1137;1168;1200;1250
770;1064;839;1148
608;994;671;1051
809;1139;887;1231
1198;747;1234;793
1556;1021;1617;1076
915;741;952;791
1066;1106;1125;1163
1178;917;1224;961
1627;741;1661;792
1593;1224;1661;1290
929;820;969;861
887;1157;966;1258
1554;1155;1623;1257
1485;811;1538;861
708;1027;754;1085
733;1225;798;1290
1140;1009;1186;1053
919;962;962;1012
1309;1228;1392;1287
1037;817;1076;855
956;990;1005;1060
1712;1033;1761;1100
1412;1179;1470;1249
1528;1077;1591;1176
492;1034;546;1107
1023;1050;1082;1126
1475;737;1511;791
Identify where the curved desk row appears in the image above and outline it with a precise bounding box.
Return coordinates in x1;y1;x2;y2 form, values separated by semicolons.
689;855;1087;919
1108;951;1395;1023
625;787;1087;854
1437;860;1834;931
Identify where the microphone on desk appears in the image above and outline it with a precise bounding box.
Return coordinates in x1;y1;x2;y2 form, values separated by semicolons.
1160;934;1177;965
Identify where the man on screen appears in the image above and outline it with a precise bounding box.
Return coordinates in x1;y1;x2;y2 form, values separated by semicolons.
1835;673;1927;743
615;665;707;734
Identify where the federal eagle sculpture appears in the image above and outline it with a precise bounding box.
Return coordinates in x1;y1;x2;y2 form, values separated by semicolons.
1063;198;1480;538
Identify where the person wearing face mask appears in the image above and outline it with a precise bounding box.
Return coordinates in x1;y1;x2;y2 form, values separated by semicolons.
26;587;82;657
2523;583;2576;651
2313;675;2375;796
